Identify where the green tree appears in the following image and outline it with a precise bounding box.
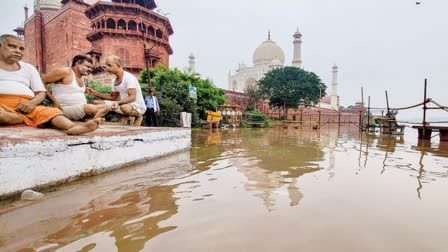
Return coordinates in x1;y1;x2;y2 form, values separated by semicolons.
140;66;226;127
258;67;326;111
245;84;263;110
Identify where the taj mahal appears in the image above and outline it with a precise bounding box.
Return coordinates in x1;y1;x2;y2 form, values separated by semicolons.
227;29;340;110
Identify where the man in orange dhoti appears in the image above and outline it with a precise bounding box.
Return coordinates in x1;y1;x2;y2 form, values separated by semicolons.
0;34;100;135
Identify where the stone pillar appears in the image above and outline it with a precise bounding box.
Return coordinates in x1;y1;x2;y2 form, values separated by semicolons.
292;28;302;68
331;64;339;110
34;10;45;73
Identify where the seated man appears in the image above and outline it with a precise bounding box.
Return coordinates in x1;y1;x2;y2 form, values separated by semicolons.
0;34;100;135
42;54;110;121
86;55;146;126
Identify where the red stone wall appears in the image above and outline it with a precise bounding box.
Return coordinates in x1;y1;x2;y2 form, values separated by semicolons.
23;18;38;67
22;0;172;76
223;90;360;124
266;107;360;124
44;2;92;73
223;90;250;109
93;37;169;73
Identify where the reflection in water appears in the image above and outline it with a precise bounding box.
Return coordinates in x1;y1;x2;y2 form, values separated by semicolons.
377;135;405;174
194;128;324;210
1;126;448;252
412;140;448;199
49;184;179;252
0;152;193;252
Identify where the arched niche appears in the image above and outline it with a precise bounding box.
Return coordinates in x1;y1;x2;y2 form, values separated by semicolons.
128;20;137;31
245;77;257;90
106;18;115;29
156;29;163;39
117;19;126;30
232;81;238;91
138;22;146;33
148;26;155;36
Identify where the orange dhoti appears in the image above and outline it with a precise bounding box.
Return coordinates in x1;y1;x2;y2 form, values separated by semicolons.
0;94;63;127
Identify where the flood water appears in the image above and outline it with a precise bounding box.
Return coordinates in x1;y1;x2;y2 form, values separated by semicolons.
1;126;448;252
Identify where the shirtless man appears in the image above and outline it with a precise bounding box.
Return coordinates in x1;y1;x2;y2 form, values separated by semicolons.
0;34;100;135
86;55;146;126
42;55;110;121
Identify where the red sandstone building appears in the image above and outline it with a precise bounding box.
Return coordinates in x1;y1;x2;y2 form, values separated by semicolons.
16;0;173;79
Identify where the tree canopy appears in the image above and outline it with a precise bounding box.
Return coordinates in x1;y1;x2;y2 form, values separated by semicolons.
244;84;262;110
258;67;326;110
140;66;226;127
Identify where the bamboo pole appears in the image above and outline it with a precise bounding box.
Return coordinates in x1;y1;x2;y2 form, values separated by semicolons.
318;88;322;128
367;96;371;131
360;87;364;132
423;79;428;138
385;90;390;116
384;90;391;134
140;20;155;90
338;111;341;127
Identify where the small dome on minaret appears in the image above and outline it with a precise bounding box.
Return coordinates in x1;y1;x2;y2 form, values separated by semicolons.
293;28;302;39
187;53;196;74
33;0;61;10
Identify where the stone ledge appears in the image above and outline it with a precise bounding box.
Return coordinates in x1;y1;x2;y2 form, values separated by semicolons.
0;124;191;199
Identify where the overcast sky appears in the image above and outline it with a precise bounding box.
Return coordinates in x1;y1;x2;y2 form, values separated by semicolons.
1;0;447;120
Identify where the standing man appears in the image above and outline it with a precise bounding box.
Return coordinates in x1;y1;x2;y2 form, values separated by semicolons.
0;34;100;135
144;88;160;127
86;55;146;126
42;55;110;121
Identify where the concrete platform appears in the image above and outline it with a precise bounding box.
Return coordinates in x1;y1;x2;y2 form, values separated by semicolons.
0;124;191;199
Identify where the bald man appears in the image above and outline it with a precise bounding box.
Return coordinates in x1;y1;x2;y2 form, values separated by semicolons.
86;55;146;126
0;34;100;135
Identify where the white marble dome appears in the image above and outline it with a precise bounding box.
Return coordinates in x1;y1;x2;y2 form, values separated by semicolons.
253;38;285;66
270;59;282;66
34;0;61;10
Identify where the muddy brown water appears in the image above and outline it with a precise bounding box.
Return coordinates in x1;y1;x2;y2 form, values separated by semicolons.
1;126;448;252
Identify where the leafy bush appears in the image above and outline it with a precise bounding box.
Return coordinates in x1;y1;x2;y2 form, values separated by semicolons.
140;66;226;127
85;80;111;103
244;110;269;127
245;110;267;122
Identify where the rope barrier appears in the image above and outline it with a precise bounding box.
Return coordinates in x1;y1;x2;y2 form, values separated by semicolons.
365;99;431;111
391;100;429;110
428;98;448;112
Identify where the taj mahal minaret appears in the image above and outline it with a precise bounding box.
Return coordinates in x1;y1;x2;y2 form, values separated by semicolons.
187;53;196;74
331;65;339;110
292;28;302;68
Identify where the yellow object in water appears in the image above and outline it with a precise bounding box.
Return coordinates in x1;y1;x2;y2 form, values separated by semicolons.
206;110;221;122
